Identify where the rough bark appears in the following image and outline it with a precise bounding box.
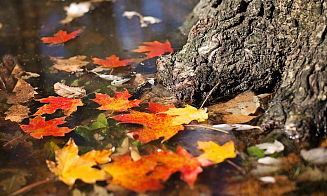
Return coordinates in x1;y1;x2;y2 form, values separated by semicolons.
157;0;327;141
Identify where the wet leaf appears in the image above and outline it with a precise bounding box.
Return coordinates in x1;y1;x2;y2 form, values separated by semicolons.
300;148;327;164
112;110;184;143
6;79;37;104
54;82;86;98
197;141;236;164
5;104;30;123
60;2;92;24
207;91;260;124
21;116;72;139
104;146;206;193
51;55;89;72
122;11;161;27
41;29;82;45
34;96;84;116
146;101;175;114
92;55;134;68
247;146;265;159
256;140;284;155
46;138;114;186
75;113;108;142
133;40;173;59
162;105;208;126
91;90;142;112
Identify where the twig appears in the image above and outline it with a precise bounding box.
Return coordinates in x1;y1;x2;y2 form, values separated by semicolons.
184;124;228;133
200;82;220;109
9;177;54;196
226;160;245;174
3;133;28;147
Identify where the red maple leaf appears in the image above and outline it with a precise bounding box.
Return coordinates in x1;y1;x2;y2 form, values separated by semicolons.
41;29;82;45
34;96;84;116
21;116;72;139
91;90;142;112
146;102;175;114
133;40;173;59
104;146;207;193
92;55;134;68
112;107;184;143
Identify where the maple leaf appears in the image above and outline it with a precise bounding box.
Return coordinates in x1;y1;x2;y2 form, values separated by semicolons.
34;96;84;116
133;40;173;58
54;82;86;98
91;90;142;112
5;104;30;123
104;146;206;193
197;141;237;164
41;29;82;45
104;154;163;193
162;105;208;126
146;102;175;114
6;79;37;104
92;55;134;68
46;138;113;186
112;110;184;143
51;55;89;72
21;116;72;139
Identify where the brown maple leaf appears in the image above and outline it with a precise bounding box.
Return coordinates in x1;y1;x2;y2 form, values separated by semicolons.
51;55;89;72
5;104;30;123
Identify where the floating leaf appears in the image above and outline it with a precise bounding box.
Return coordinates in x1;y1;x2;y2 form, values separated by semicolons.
197;141;236;164
34;96;84;116
54;82;86;98
6;79;37;104
51;55;89;72
112;110;184;143
104;146;206;193
92;55;134;68
46;138;114;186
162;105;208;126
91;90;142;112
41;29;82;45
133;40;173;59
21;116;72;139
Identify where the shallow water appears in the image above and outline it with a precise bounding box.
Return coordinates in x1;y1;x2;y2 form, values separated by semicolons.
0;0;241;195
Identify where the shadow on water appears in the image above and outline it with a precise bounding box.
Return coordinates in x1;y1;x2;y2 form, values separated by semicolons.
0;0;244;195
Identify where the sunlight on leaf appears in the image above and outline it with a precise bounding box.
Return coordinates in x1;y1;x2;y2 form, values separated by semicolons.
133;40;173;59
197;141;236;164
92;55;134;68
41;29;82;45
162;105;208;126
46;138;114;186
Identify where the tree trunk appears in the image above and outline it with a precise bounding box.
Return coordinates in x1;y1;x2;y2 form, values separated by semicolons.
156;0;327;141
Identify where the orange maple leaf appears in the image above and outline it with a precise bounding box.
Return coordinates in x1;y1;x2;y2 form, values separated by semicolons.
112;110;184;143
92;55;134;68
34;96;84;116
41;29;82;45
104;146;208;193
91;90;142;112
21;116;72;139
145;102;175;114
133;40;173;58
46;138;114;186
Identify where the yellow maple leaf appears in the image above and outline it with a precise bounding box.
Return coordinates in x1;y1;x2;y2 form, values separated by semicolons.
162;105;208;126
46;138;114;186
197;141;236;164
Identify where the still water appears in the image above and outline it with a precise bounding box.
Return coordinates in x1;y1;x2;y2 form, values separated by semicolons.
0;0;243;195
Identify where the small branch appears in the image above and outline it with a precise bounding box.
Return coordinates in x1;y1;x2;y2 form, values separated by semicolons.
184;124;228;133
200;82;220;109
9;177;54;196
3;133;28;147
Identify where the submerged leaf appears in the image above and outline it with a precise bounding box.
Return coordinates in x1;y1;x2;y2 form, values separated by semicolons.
51;55;88;72
54;82;86;98
5;104;30;123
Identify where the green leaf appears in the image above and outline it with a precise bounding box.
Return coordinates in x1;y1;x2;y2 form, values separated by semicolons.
246;146;265;159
